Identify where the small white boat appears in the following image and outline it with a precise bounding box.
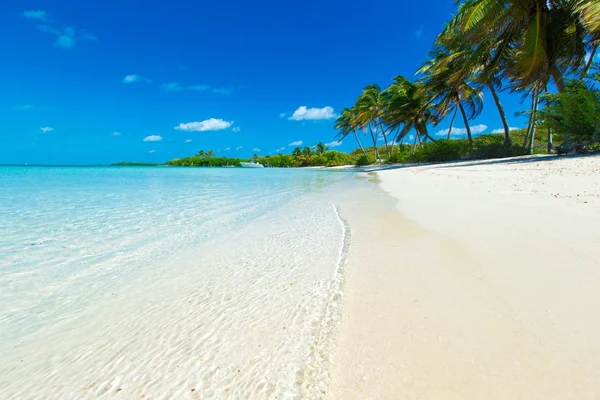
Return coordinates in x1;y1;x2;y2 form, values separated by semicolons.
240;162;264;168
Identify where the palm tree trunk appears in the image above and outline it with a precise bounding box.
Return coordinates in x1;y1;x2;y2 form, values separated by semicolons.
352;129;367;157
581;43;598;80
549;63;566;92
378;122;392;159
368;126;381;163
545;87;552;153
447;107;458;140
523;93;535;147
529;91;540;155
458;101;473;149
412;133;420;152
488;83;511;145
421;127;436;143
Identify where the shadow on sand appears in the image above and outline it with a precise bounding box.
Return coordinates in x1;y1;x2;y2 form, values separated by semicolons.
352;153;600;173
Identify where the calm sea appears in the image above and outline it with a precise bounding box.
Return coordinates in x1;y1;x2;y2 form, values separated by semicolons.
0;166;352;399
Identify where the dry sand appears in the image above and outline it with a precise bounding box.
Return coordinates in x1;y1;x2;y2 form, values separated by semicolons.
330;154;600;399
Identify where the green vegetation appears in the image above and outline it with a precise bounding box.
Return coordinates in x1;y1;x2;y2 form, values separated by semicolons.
538;79;600;148
166;151;245;167
164;144;359;168
334;0;600;164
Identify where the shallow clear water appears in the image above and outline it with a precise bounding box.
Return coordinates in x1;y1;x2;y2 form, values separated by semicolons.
0;167;352;399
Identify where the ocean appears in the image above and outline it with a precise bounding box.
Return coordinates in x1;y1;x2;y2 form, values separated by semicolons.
0;166;352;399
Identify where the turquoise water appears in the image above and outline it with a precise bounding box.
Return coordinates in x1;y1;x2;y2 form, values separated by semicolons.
0;166;352;399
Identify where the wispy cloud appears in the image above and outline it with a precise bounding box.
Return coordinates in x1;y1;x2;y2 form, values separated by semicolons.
232;127;241;133
276;147;286;152
326;140;343;148
143;135;163;142
14;104;33;111
185;139;193;143
236;146;243;151
288;140;303;146
22;10;48;21
492;127;520;134
36;25;96;49
112;131;121;136
122;74;150;84
279;113;287;118
174;118;233;132
414;25;424;39
149;150;156;153
252;148;261;152
289;106;336;121
40;126;54;133
225;147;231;151
212;87;233;95
435;124;488;137
161;82;210;92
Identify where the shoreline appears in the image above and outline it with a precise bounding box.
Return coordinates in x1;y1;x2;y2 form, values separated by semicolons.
329;154;600;398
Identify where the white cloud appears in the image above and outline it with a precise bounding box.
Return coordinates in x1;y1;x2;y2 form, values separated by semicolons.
185;139;192;143
236;146;243;151
161;82;210;92
279;113;287;118
174;118;233;132
143;135;163;142
40;126;54;133
289;106;336;121
22;10;48;20
37;25;96;49
14;104;33;111
491;127;520;134
276;147;286;152
122;74;150;84
149;150;156;153
212;87;233;95
326;140;343;148
252;148;261;152
435;124;488;137
288;140;303;146
112;131;121;136
225;147;231;151
232;127;241;132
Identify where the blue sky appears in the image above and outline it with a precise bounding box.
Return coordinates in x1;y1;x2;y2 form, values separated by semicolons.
1;0;535;164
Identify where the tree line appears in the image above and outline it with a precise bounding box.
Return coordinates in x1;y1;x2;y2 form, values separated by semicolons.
334;0;600;163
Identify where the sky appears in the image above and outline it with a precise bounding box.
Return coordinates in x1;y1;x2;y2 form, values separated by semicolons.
0;0;546;165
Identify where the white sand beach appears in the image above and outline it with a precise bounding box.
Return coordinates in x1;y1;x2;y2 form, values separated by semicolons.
330;154;600;399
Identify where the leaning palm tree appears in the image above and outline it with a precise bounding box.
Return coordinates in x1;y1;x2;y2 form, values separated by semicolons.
579;0;600;78
447;0;589;93
437;30;513;145
355;84;392;159
418;43;484;149
334;107;367;157
385;75;438;150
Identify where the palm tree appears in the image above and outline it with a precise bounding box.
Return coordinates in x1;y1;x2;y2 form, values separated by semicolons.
315;142;329;155
198;150;205;157
207;150;214;157
446;0;590;93
418;47;484;149
356;84;392;159
385;75;438;150
334;107;367;156
579;1;600;78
